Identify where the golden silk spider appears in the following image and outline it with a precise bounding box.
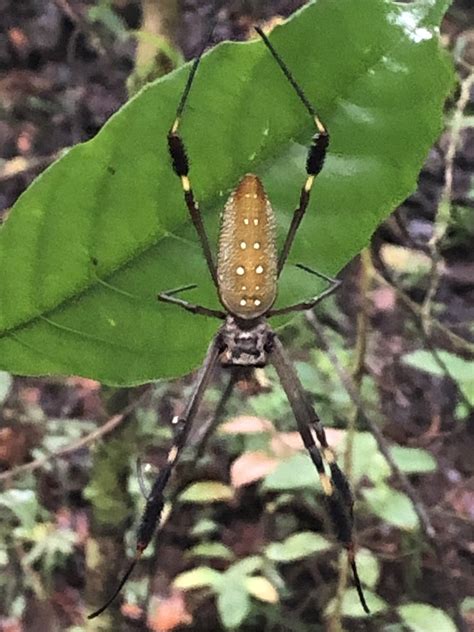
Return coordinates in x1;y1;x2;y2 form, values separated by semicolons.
89;26;369;619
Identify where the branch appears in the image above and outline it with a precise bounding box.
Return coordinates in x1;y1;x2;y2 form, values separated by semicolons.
369;252;474;356
0;389;151;484
421;70;474;333
371;249;473;412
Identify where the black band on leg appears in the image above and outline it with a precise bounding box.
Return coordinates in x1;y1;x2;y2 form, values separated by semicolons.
168;132;189;176
306;131;329;175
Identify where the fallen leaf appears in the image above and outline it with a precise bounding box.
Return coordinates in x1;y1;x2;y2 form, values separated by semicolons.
121;602;143;620
220;416;274;435
231;451;279;487
372;286;396;311
8;27;28;50
147;592;192;632
179;481;233;503
0;616;23;632
270;432;303;456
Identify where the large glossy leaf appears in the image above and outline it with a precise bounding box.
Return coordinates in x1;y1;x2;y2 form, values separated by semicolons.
0;0;452;384
265;531;332;562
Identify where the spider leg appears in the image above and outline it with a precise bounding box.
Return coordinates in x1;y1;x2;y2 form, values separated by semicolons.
167;33;219;288
254;28;329;276
136;456;151;500
269;333;370;614
192;370;238;464
158;284;226;319
267;267;340;317
88;338;221;619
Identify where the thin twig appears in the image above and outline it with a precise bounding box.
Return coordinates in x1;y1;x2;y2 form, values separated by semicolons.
371;249;473;412
0;389;151;484
421;70;474;334
370;254;474;356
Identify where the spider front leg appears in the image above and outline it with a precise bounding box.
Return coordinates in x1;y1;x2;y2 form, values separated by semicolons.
88;338;221;619
167;38;218;288
158;284;225;319
270;333;370;614
254;29;330;277
268;263;341;317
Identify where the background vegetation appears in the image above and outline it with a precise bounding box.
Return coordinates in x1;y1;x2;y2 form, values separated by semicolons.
0;1;472;631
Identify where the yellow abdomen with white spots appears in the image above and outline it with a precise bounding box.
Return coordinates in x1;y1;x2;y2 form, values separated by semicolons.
217;174;278;319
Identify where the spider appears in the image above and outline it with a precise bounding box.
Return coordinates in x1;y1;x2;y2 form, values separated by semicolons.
89;25;369;619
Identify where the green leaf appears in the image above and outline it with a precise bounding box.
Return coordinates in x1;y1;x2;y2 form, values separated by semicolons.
0;371;12;404
189;542;234;560
23;525;77;574
265;531;332;562
88;4;127;38
263;453;317;491
172;566;222;591
0;0;452;384
364;485;419;530
191;518;219;537
226;556;264;578
346;432;391;485
217;579;251;630
179;481;233;503
0;489;39;530
397;603;457;632
461;597;474;614
344;548;380;589
403;350;474;405
243;576;279;603
327;588;388;618
389;446;437;474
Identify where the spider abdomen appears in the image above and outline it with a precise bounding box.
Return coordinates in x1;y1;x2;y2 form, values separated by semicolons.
217;174;277;319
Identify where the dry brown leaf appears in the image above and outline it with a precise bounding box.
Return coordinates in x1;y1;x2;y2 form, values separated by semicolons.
270;429;345;454
220;415;274;435
0;427;30;468
121;602;142;620
0;616;23;632
270;431;304;456
231;451;279;488
146;592;192;632
322;428;346;450
66;377;101;390
372;286;397;311
8;27;28;50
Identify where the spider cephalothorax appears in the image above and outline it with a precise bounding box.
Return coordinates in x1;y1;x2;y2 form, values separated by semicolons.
218;315;274;367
